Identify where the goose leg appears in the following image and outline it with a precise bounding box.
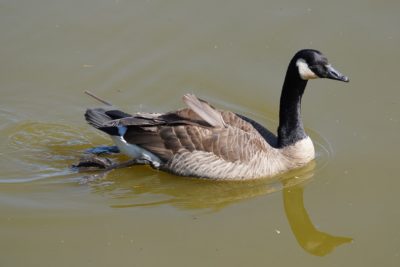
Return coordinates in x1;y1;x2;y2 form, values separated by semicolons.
76;157;155;184
85;145;120;155
140;154;161;169
74;154;160;172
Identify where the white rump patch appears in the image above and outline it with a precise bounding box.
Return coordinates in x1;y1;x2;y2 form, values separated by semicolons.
111;135;162;164
296;59;318;80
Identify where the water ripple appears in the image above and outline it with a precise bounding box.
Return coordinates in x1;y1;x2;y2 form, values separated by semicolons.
1;120;108;184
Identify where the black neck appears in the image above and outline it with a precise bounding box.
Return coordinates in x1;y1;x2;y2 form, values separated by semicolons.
277;63;308;148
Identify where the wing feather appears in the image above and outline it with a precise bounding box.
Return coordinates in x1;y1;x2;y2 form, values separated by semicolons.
182;94;227;128
87;94;274;164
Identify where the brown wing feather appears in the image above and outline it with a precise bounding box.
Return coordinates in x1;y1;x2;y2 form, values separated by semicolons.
109;94;272;163
124;122;269;164
182;94;227;128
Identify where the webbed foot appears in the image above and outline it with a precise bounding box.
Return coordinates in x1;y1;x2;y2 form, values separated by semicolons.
72;154;115;171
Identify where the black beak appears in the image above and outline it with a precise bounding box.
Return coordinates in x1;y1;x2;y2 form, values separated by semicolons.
326;65;349;82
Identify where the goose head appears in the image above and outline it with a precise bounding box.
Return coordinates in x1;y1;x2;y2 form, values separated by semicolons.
293;49;349;82
278;49;349;148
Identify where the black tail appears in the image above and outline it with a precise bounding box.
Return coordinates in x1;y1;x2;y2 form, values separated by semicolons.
85;108;132;135
85;108;113;129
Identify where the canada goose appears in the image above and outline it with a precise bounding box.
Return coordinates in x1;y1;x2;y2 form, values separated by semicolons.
84;49;349;180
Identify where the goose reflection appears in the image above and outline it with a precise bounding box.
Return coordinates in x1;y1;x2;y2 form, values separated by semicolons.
282;177;352;256
85;162;351;256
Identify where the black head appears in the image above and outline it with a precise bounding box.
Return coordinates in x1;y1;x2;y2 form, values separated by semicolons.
293;49;349;82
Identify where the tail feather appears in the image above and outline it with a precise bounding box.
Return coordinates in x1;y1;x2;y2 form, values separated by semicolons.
85;108;114;129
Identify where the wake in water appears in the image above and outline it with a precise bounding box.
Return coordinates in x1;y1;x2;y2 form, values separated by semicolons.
1;121;110;184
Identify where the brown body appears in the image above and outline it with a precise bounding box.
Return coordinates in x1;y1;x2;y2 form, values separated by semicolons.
86;94;315;180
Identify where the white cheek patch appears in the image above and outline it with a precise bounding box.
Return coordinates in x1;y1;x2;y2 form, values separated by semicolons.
296;59;318;80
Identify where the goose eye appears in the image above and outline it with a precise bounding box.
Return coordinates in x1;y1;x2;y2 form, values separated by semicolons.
308;65;325;78
308;65;318;72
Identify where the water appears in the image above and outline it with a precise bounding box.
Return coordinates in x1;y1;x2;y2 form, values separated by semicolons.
1;0;399;266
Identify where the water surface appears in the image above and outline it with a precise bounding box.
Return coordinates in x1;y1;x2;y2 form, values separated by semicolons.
1;0;399;266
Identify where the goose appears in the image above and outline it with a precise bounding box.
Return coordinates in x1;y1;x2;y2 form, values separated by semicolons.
84;49;349;180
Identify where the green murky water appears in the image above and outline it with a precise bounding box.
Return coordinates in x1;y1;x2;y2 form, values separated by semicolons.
1;1;399;266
